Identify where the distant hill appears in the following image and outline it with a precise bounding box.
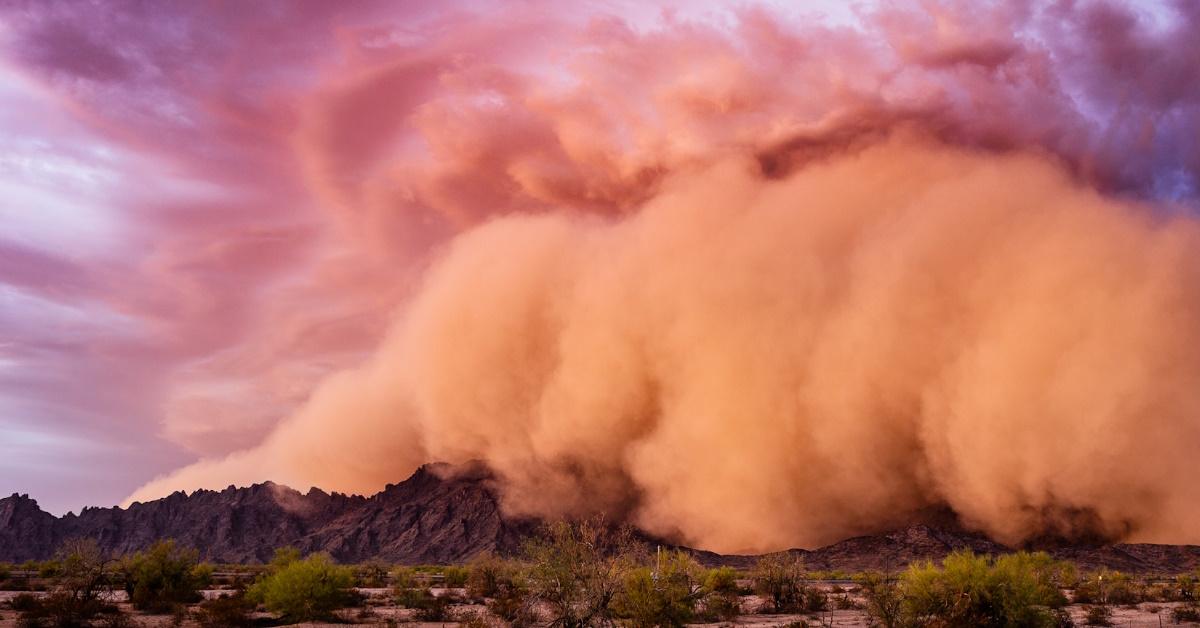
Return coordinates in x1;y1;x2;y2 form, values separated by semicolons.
3;462;1200;573
0;462;534;564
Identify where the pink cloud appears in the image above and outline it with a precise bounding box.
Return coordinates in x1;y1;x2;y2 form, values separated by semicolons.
0;0;1198;519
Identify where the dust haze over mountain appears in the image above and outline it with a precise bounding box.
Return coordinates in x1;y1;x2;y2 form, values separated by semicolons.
119;1;1200;554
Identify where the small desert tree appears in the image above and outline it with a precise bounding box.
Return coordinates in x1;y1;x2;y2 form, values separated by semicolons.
357;559;391;588
614;549;706;628
120;539;212;612
699;566;742;621
871;550;1069;628
17;538;115;627
467;552;513;599
247;551;356;622
858;570;904;628
524;517;641;628
752;553;824;613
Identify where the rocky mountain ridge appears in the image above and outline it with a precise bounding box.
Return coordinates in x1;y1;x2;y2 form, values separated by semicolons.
3;463;1199;573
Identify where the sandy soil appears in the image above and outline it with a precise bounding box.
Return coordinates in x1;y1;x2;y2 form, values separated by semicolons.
1;588;1197;627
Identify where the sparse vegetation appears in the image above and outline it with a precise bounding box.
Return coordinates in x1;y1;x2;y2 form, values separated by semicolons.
857;571;904;628
13;539;123;628
523;517;640;628
246;549;356;622
752;554;826;613
357;558;392;587
5;533;1200;627
613;550;705;628
1072;570;1141;605
1083;604;1112;625
467;553;513;599
193;593;255;628
860;550;1069;628
443;564;469;587
698;565;741;621
119;539;211;612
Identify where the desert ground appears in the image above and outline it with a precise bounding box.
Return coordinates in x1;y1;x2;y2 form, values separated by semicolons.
3;581;1199;627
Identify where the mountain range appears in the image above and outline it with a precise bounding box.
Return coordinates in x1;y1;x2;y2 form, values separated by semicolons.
3;463;1199;573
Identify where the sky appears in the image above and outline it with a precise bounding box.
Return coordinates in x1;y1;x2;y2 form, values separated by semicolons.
0;0;876;515
0;0;1198;549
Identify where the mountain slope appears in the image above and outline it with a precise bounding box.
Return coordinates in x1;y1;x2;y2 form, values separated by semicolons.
0;462;530;564
3;464;1200;573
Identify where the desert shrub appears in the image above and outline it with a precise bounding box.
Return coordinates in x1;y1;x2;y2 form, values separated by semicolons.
1175;574;1199;601
193;593;255;628
390;565;420;591
0;562;11;583
459;610;495;628
864;551;1068;628
805;586;829;613
467;553;516;599
37;560;61;579
1083;605;1112;626
1073;571;1142;606
393;563;456;620
357;559;391;588
1173;604;1200;623
398;588;452;621
698;566;741;621
1051;608;1075;627
443;565;469;588
247;552;356;622
523;517;641;628
858;571;904;628
832;593;859;610
752;554;824;613
10;593;42;612
989;552;1071;620
613;551;705;628
489;575;537;627
17;539;116;628
119;539;211;612
462;555;537;626
15;592;124;628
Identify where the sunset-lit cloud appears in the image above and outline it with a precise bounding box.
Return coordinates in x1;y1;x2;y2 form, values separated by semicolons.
1;0;1198;551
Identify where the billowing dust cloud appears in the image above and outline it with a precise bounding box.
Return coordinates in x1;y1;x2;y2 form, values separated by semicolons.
131;135;1200;553
126;2;1200;553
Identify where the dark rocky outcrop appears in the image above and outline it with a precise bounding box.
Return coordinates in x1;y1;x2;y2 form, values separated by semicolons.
0;462;534;564
4;463;1200;573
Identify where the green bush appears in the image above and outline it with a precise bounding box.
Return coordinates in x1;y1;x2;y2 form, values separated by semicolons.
1177;574;1200;601
523;518;640;628
37;560;61;578
119;540;211;612
752;554;824;613
1072;571;1140;605
488;571;536;627
443;565;469;588
396;587;452;621
467;553;514;599
247;552;356;622
193;593;255;628
861;551;1069;628
357;559;391;588
390;565;420;591
857;572;904;628
613;551;704;628
0;562;11;582
699;566;741;621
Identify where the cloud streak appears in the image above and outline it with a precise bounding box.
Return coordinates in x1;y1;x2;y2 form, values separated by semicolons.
4;0;1200;547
